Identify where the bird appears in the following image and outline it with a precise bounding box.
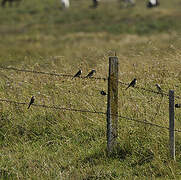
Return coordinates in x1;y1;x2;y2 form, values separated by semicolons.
147;0;159;8
175;104;181;108
100;90;107;96
125;78;137;90
73;70;82;78
155;83;163;96
86;69;96;78
155;83;162;92
27;96;35;109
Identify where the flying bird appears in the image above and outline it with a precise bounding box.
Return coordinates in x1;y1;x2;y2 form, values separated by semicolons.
147;0;159;8
73;70;82;78
86;69;96;78
100;90;107;96
27;96;35;109
125;78;137;90
155;83;163;96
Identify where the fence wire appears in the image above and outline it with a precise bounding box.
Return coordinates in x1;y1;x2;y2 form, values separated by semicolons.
0;98;180;133
1;65;181;99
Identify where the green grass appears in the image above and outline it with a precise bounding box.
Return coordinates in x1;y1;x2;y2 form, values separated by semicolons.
0;0;181;179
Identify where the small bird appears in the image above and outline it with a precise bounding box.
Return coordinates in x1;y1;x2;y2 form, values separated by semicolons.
86;69;96;78
27;96;35;109
73;70;82;78
175;104;181;108
147;0;159;8
100;90;107;96
125;78;137;90
155;83;163;96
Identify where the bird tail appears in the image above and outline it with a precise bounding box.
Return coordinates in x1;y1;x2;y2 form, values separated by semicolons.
27;104;31;109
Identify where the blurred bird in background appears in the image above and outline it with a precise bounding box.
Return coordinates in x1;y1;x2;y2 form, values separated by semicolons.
86;69;96;78
125;78;137;90
27;96;35;109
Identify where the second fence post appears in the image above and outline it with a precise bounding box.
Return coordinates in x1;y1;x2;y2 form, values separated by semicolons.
107;56;118;155
169;90;175;160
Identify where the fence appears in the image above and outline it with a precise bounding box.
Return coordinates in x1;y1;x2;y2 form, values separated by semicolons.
0;57;181;160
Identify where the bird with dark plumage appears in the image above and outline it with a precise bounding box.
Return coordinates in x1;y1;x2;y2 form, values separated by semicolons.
147;0;159;8
86;69;96;78
100;90;107;96
27;96;35;109
125;78;137;90
175;104;181;108
73;70;82;78
155;83;162;92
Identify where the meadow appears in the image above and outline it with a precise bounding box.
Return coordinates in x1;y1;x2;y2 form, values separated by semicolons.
0;0;181;179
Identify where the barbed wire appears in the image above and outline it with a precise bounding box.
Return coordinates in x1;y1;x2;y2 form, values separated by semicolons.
0;98;180;132
0;66;107;81
118;81;181;99
0;66;181;99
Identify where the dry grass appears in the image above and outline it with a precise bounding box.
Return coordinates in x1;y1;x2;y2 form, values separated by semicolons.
0;0;181;179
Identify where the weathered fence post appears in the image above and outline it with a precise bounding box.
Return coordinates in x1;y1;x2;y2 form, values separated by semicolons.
107;56;118;155
169;90;175;160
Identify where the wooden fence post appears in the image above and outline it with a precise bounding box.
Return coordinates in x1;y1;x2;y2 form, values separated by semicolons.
107;56;118;155
169;90;175;160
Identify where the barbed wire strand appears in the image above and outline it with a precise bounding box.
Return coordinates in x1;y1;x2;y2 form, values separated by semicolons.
0;66;181;99
118;81;181;99
0;66;107;81
0;98;180;132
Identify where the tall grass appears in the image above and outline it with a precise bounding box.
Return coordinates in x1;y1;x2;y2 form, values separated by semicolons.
0;0;181;179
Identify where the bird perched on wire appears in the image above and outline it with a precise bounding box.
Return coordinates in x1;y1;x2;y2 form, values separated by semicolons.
86;69;96;78
125;78;137;90
175;104;181;108
155;83;163;96
72;70;82;79
27;96;35;109
100;90;107;96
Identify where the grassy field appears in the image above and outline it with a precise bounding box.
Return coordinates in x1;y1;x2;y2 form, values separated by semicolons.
0;0;181;179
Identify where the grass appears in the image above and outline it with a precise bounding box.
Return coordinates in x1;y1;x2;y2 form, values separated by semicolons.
0;0;181;179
